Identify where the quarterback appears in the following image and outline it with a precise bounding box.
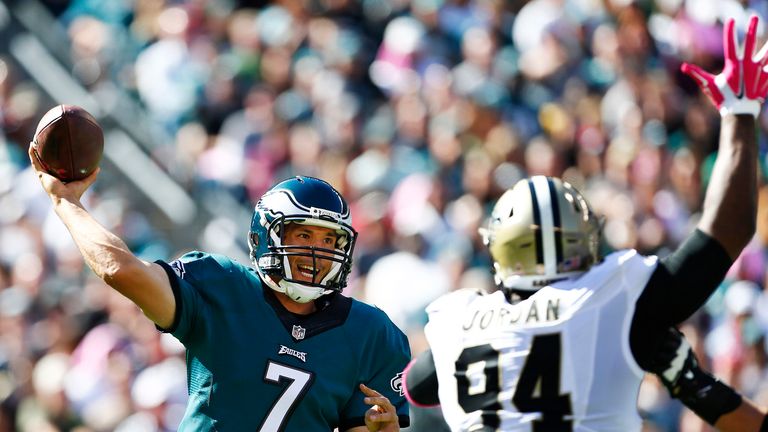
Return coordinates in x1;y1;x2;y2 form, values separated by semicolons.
27;164;410;431
403;16;768;432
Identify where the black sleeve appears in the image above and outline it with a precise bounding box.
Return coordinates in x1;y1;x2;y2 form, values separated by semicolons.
630;229;732;369
404;349;441;407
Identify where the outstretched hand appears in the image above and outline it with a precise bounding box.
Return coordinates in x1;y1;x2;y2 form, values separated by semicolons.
28;143;99;203
682;15;768;117
361;383;400;432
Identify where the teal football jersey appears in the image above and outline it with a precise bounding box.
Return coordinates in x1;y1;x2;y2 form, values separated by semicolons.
158;252;411;431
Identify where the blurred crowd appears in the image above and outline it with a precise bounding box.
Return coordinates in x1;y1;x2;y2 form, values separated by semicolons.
2;0;768;431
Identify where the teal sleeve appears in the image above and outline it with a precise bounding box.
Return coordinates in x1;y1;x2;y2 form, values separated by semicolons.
156;259;204;344
339;311;411;430
155;251;231;344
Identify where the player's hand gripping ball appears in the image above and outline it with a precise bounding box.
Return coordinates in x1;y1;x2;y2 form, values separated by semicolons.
31;104;103;182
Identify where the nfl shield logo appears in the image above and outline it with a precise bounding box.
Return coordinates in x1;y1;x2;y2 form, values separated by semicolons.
292;325;306;340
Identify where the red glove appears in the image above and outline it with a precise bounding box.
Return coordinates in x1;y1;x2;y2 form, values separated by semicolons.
682;16;768;118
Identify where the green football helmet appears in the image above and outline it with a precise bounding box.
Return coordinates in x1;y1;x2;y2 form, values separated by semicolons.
248;176;357;303
479;176;600;292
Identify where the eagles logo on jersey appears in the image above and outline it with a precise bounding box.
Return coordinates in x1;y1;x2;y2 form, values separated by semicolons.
480;176;600;292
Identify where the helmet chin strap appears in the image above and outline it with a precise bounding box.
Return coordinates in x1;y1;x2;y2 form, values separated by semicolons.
258;268;331;303
276;279;331;303
251;257;332;304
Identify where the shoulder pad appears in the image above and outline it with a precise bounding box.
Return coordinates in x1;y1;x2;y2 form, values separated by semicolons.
426;288;483;315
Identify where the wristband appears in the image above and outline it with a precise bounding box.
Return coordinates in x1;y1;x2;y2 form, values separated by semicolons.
672;364;742;425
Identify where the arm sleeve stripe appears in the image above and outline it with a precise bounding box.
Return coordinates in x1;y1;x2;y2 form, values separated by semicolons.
154;260;183;334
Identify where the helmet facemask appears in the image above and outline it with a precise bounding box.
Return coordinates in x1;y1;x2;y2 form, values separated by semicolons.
256;215;353;282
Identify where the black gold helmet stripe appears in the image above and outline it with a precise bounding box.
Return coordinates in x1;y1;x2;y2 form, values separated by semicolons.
547;177;564;267
530;176;557;275
527;178;544;265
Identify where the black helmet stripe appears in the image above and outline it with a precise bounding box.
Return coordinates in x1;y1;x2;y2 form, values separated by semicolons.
527;179;544;265
547;177;564;267
530;176;557;275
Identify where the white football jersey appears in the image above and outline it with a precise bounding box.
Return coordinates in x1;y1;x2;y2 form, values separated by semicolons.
424;249;658;432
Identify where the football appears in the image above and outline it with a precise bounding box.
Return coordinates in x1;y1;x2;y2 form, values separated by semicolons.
31;104;104;182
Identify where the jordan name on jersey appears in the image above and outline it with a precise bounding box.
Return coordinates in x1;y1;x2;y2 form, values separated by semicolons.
462;294;562;331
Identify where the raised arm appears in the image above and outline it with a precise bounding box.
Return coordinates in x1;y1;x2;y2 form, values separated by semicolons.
28;145;176;328
696;113;758;258
683;16;767;258
635;16;768;323
630;15;768;371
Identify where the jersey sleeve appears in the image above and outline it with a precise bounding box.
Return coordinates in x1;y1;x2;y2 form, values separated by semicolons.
425;288;481;325
631;229;733;369
339;308;412;430
422;288;482;355
636;229;732;326
403;349;440;407
155;251;238;344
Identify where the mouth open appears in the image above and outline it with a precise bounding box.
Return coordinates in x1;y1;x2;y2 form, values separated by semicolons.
297;263;318;279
